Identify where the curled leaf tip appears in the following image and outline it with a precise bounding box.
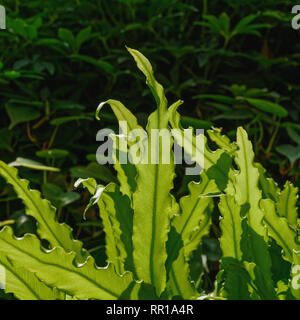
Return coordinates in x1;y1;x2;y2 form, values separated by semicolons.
96;101;108;120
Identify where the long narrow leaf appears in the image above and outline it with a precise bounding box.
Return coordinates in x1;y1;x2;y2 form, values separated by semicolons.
0;161;88;263
0;227;137;300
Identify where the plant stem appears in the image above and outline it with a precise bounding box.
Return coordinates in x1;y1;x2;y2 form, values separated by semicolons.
57;207;63;221
88;245;105;254
43;170;47;184
0;220;15;227
203;0;208;15
265;121;280;156
48;126;58;149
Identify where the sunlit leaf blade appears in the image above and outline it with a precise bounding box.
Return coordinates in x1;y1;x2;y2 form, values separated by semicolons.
0;161;88;263
111;134;137;200
207;127;237;154
96;99;141;132
76;180;134;276
74;177;97;194
168;101;233;191
233;127;277;299
167;244;197;299
127;47;179;295
126;46;167;113
0;227;137;300
291;251;300;299
218;196;251;300
99;183;134;275
256;163;280;202
96;99;141;199
276;181;298;229
82;185;106;219
261;199;298;263
9;157;60;172
173;172;219;259
0;254;65;300
166;172;217;299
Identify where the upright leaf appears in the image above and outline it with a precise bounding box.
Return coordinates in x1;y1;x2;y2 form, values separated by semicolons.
291;251;300;299
218;195;251;299
99;183;134;275
166;172;217;298
207;127;237;154
261;199;298;263
233;127;277;299
127;47;179;295
96;100;140;199
76;180;134;276
276;181;298;229
168;101;233;191
173;172;219;259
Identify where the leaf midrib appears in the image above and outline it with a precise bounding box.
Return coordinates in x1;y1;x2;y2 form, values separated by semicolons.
2;167;64;249
0;236;120;299
0;259;42;300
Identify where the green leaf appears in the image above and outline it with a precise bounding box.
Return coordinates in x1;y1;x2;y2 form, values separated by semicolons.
5;104;40;130
218;195;251;299
207;127;237;154
201;15;222;34
0;227;137;300
219;196;243;261
166;172;217;299
291;251;300;299
74;177;97;195
276;144;300;165
99;184;134;275
168;101;233;191
257;163;280;202
76;181;134;276
126;47;168;113
173;172;219;259
0;128;13;152
287;127;300;145
70;162;117;183
233;14;258;34
58;28;76;52
126;47;179;295
50;115;93;126
219;13;230;35
233;127;277;299
167;242;197;299
52;101;86;111
261;199;298;263
9;157;60;172
96;99;142;134
244;98;288;118
0;254;65;300
4;71;21;79
111;135;137;200
232;14;269;37
42;183;80;209
181;116;213;130
76;26;92;52
0;161;87;263
276;181;298;228
71;55;114;73
36;149;69;160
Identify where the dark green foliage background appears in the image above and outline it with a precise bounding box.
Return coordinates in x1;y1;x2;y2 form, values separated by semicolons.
0;0;299;298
